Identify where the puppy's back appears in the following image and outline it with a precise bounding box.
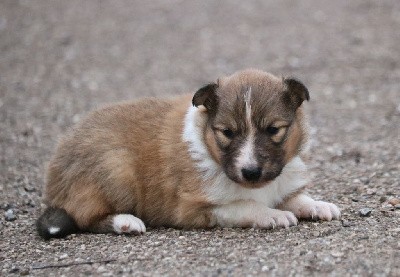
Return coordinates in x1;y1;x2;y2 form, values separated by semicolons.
45;98;177;227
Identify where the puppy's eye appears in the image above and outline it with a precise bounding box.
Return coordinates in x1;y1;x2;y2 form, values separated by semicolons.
265;126;279;136
222;129;235;139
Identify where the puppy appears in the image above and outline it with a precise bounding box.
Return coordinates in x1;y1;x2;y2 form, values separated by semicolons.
37;69;340;239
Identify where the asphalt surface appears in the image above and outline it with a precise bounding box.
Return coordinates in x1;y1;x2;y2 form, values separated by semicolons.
1;0;399;276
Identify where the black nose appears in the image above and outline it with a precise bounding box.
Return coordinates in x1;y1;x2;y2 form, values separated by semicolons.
241;167;262;182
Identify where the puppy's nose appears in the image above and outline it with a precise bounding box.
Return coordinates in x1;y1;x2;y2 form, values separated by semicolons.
241;167;262;182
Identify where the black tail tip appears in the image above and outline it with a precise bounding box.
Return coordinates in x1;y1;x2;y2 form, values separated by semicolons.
36;207;79;240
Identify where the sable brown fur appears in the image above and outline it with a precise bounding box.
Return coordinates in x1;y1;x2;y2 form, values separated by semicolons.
44;95;214;231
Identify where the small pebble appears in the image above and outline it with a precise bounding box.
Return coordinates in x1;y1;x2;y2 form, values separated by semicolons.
355;187;364;193
359;208;372;217
342;220;351;227
379;196;387;203
388;198;400;206
24;184;36;192
395;204;400;210
5;209;16;221
26;200;36;207
2;203;13;209
59;253;68;260
20;269;30;276
9;267;19;273
331;251;344;258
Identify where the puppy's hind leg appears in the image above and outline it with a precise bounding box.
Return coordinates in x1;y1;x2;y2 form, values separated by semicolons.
62;183;146;235
88;214;146;235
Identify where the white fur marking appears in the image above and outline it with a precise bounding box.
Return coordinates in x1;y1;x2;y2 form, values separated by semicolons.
183;105;220;180
112;214;146;234
236;87;257;175
235;132;256;176
48;226;60;234
281;194;341;221
213;201;297;228
244;86;252;124
205;156;308;208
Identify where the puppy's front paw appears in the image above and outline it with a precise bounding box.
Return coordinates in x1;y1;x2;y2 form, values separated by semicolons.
112;214;146;235
255;209;298;229
295;201;341;221
279;194;341;221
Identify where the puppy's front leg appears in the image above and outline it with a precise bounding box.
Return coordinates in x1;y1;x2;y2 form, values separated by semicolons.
212;201;298;229
278;193;341;221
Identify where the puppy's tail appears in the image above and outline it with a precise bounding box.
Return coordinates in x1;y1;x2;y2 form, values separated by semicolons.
36;207;79;240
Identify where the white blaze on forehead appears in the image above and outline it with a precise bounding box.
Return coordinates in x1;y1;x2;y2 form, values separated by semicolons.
236;87;257;174
244;86;252;124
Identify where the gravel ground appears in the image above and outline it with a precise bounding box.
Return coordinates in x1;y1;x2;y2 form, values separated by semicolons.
1;0;399;276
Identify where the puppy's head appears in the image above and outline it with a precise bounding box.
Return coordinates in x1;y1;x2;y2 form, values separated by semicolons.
192;69;309;188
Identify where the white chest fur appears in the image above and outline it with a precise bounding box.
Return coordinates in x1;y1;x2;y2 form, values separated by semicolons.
182;106;309;208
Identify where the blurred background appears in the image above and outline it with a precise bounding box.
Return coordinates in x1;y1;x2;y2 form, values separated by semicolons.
2;0;399;193
0;0;399;275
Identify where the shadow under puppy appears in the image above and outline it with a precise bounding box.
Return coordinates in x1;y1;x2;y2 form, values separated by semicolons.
37;69;340;239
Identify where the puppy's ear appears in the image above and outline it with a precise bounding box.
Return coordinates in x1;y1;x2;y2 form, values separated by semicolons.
283;78;310;109
192;83;219;111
